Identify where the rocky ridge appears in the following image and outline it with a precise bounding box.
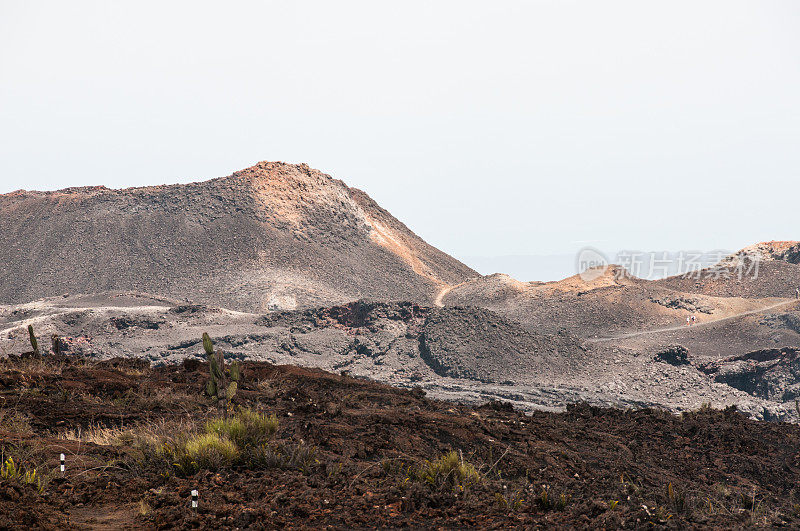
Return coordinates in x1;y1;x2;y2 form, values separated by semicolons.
0;162;477;312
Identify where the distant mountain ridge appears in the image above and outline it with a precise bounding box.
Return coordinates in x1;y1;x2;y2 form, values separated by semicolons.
653;241;800;299
0;161;477;311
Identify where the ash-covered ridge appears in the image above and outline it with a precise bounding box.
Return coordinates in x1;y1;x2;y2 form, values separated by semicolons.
0;161;477;311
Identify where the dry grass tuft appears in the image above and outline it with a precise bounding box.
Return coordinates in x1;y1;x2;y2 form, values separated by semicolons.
58;424;131;446
0;410;34;435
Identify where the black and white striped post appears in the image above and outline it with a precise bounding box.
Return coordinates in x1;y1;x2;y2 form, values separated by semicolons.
59;453;65;476
191;489;198;510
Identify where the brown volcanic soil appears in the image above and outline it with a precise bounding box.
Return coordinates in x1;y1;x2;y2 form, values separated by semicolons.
0;161;476;312
3;356;800;529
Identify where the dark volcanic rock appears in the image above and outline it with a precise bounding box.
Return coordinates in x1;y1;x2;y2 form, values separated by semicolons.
109;315;165;330
6;358;800;528
649;295;713;314
698;347;800;401
257;300;428;333
259;301;586;385
654;345;690;366
419;306;583;383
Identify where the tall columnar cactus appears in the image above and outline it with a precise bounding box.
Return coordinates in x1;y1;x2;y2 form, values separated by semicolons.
203;333;240;417
28;325;40;357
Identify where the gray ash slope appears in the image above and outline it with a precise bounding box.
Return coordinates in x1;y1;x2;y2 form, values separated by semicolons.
2;293;795;420
0;162;477;312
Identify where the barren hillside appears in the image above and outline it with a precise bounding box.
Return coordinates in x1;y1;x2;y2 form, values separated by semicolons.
0;162;477;311
442;266;777;338
654;241;800;298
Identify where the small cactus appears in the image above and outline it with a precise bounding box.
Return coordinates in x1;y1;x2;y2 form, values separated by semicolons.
202;333;241;417
28;325;40;357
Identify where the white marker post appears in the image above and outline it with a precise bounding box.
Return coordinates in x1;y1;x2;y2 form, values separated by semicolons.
60;453;65;475
191;489;198;510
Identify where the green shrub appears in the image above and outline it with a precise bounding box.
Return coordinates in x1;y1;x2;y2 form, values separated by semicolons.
206;417;245;445
206;408;278;448
412;450;480;490
181;433;239;472
137;409;280;475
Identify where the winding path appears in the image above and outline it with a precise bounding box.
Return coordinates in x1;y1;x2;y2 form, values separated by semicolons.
433;285;453;307
588;299;796;343
433;280;475;308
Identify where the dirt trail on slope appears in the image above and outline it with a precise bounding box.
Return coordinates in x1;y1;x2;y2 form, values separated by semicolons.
366;214;458;307
433;280;477;307
433;285;453;307
367;218;438;282
588;299;797;343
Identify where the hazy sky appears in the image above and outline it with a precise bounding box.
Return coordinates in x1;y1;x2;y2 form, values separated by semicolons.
1;1;799;278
